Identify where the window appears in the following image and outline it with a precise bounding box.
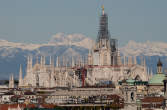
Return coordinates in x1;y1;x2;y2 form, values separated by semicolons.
131;92;134;101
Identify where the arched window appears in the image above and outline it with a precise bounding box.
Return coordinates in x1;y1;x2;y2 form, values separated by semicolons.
131;92;134;101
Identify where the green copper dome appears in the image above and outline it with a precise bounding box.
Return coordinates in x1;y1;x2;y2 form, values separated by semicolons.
148;73;165;85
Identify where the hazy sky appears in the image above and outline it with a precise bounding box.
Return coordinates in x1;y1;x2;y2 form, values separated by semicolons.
0;0;167;46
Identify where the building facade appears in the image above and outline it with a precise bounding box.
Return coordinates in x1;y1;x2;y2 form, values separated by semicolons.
85;6;149;86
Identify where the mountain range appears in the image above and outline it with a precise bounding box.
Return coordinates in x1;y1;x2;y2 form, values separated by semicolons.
120;40;167;56
0;33;167;80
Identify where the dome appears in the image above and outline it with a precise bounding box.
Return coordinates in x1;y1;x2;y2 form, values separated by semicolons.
157;59;163;67
148;73;165;85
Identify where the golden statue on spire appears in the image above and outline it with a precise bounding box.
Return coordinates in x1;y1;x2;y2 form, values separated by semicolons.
102;5;104;11
102;5;104;15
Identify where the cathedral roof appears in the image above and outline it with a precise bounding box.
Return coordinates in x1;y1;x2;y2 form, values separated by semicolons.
148;73;165;85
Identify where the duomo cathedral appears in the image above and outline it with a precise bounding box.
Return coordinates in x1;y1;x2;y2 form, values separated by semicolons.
9;6;151;88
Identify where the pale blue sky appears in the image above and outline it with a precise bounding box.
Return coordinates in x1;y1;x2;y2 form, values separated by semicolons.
0;0;167;46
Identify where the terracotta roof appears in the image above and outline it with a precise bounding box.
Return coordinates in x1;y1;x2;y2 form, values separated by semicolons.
0;104;35;110
141;97;164;103
0;104;56;110
107;94;121;100
41;104;55;108
142;103;163;108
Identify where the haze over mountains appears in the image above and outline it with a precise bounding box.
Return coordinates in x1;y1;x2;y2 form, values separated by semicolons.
0;33;167;79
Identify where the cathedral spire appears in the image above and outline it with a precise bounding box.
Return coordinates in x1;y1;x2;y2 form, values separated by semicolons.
50;56;52;65
134;56;137;65
117;50;122;66
9;74;14;88
157;58;163;74
19;64;23;87
26;56;32;74
62;56;65;67
43;56;46;65
40;56;45;66
128;56;133;66
124;56;126;66
71;56;75;67
56;56;59;68
50;56;54;67
88;49;92;65
97;4;109;42
40;56;43;65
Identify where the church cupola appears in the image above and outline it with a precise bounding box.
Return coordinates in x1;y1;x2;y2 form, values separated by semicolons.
157;58;163;74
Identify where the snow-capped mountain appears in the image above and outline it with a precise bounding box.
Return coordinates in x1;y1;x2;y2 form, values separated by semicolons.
49;33;94;49
0;33;92;79
0;33;93;50
0;33;167;79
0;39;41;50
0;33;93;58
120;40;167;74
120;40;167;56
